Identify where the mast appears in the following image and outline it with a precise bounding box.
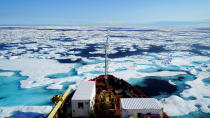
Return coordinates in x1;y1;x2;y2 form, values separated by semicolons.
105;33;109;81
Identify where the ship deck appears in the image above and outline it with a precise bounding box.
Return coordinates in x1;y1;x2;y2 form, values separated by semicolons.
90;75;147;118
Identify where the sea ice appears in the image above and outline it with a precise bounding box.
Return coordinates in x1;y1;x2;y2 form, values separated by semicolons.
0;58;74;88
0;72;14;76
0;26;210;117
163;95;197;116
0;106;52;118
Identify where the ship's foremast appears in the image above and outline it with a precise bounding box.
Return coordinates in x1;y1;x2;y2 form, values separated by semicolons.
104;33;109;85
105;35;109;79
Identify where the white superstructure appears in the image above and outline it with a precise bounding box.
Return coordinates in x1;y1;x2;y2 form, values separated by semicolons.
72;81;96;117
120;98;162;118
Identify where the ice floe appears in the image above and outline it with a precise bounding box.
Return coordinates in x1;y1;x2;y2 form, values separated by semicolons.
0;58;74;88
0;72;14;76
163;95;197;116
0;105;52;118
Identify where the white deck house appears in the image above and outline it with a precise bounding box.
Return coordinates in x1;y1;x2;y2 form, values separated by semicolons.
71;81;96;117
120;98;163;118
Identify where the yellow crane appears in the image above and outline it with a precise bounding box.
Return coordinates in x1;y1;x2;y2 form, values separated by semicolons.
47;88;71;118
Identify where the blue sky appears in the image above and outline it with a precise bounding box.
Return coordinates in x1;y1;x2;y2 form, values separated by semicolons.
0;0;210;26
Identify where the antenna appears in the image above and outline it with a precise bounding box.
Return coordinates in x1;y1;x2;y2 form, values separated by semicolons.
105;32;109;80
161;98;166;118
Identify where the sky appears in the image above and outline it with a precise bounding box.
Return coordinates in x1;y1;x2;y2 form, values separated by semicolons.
0;0;210;26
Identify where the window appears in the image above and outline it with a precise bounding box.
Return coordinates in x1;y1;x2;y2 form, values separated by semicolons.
137;113;142;118
78;102;84;109
146;113;151;115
